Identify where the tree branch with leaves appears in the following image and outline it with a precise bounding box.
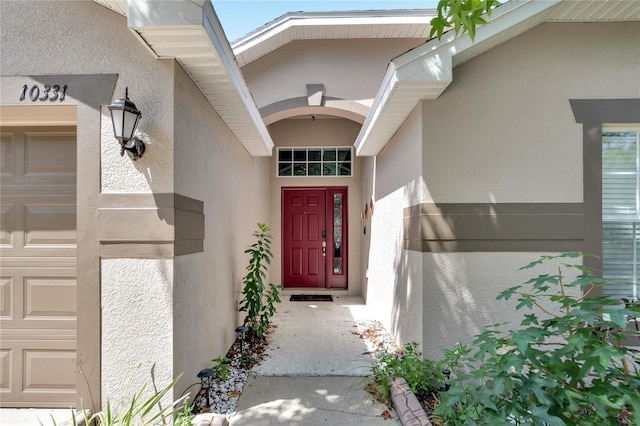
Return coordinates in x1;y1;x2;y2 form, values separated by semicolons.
430;0;502;41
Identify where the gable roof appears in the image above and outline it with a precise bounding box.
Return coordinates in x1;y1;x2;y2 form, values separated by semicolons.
93;1;640;158
355;0;640;156
93;0;274;156
231;10;436;67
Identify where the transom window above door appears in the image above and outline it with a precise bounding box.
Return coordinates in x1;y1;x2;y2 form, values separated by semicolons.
277;147;352;177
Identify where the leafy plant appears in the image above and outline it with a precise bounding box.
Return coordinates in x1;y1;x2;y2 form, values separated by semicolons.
430;0;502;41
49;365;193;426
433;253;640;425
211;356;231;381
369;342;442;407
174;397;194;426
239;223;282;336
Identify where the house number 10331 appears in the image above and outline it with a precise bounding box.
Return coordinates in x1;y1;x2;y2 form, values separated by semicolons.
19;84;67;102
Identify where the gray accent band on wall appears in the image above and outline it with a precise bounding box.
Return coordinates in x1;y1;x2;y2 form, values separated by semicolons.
403;99;640;264
98;193;204;257
404;203;587;252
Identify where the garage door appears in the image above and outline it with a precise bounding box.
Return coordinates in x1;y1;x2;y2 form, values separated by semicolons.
0;125;77;408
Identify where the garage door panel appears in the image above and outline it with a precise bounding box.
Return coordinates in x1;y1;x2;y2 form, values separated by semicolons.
0;124;76;407
0;349;12;392
0;267;76;329
24;348;76;392
0;339;76;407
1;195;75;256
0;276;13;320
24;203;76;247
0;204;15;247
24;276;76;321
24;131;76;177
1;132;15;175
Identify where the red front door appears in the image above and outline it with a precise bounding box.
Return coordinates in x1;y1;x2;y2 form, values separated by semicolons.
283;189;326;287
282;187;348;289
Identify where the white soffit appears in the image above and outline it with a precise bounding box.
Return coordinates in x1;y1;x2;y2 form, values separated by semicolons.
548;0;640;21
355;0;640;156
93;0;127;15
95;0;273;156
231;10;436;67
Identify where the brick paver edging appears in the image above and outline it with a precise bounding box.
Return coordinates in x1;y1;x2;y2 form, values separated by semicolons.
390;377;432;426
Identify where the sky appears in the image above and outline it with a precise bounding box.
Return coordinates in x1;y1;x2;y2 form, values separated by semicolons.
213;0;439;42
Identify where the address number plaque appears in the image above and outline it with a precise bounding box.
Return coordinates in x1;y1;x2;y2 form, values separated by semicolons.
19;84;68;102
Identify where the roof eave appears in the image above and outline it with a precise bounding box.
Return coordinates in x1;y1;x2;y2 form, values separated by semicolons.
231;10;437;67
354;0;561;156
126;0;273;156
354;59;452;156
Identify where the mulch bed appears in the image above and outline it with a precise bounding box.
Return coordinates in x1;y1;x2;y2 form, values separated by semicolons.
224;325;275;369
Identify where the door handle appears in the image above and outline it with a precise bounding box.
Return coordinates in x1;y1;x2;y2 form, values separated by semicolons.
322;240;326;256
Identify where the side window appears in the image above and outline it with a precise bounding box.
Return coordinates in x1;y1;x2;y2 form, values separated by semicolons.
602;128;640;301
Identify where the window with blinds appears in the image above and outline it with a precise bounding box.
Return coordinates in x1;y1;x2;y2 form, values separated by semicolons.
602;129;640;301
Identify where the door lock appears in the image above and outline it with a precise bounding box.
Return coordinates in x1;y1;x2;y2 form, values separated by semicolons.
322;230;327;256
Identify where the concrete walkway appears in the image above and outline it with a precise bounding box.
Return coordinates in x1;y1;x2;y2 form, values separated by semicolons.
0;296;399;426
230;296;400;425
0;408;77;425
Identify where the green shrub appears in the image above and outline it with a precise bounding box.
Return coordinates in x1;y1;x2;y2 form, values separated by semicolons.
239;223;282;337
370;342;442;406
434;253;640;426
211;356;231;381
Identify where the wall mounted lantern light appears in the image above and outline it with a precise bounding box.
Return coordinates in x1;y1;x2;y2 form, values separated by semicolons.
108;87;145;159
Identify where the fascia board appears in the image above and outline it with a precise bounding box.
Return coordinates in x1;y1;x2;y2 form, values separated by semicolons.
128;0;206;27
201;2;274;156
232;12;434;52
395;53;453;86
354;62;400;156
127;0;274;156
393;0;559;70
355;0;560;156
231;15;297;54
353;58;451;156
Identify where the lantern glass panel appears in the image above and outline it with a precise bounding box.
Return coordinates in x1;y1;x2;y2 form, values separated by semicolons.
122;109;140;141
109;109;125;140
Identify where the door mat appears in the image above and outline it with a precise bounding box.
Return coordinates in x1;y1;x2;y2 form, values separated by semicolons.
289;294;333;302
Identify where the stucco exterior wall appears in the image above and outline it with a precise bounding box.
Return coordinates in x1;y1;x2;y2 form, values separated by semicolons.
101;259;174;404
241;39;425;112
422;22;639;204
418;22;640;359
0;0;181;407
2;0;270;406
172;64;271;394
268;118;363;295
366;105;425;346
0;0;175;194
359;156;375;301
